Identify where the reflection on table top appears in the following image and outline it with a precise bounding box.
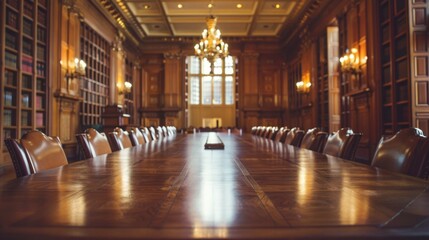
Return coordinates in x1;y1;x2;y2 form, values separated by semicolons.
0;133;429;239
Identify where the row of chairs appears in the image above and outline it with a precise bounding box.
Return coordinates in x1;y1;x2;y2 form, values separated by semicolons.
251;126;362;161
77;126;177;159
252;126;429;179
4;126;177;178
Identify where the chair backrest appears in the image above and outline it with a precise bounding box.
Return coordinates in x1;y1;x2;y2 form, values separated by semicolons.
371;128;426;175
76;128;112;159
149;126;158;140
284;127;304;146
322;128;362;160
300;128;328;152
279;128;291;143
108;127;133;151
5;130;68;177
128;127;145;146
142;127;153;141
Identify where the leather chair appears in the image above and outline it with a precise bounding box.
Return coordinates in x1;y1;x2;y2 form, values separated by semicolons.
284;127;305;146
279;128;291;143
371;128;426;175
128;127;146;146
142;127;153;141
107;127;133;151
322;128;362;161
76;128;112;159
149;126;158;140
4;130;68;177
301;128;328;152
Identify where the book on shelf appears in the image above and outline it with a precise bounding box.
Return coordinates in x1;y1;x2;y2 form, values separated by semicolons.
21;111;30;126
37;78;45;90
23;39;33;55
36;95;44;109
4;91;14;106
36;62;45;76
5;70;17;86
22;75;32;89
22;55;34;73
3;110;13;126
6;10;18;29
5;31;18;50
36;113;44;127
37;27;46;42
23;19;33;36
37;45;45;60
37;8;46;25
22;94;30;108
5;51;18;69
24;1;34;18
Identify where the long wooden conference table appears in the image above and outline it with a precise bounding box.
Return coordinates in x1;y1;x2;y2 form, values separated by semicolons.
1;132;429;239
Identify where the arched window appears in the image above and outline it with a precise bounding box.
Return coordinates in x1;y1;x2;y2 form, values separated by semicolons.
188;56;235;105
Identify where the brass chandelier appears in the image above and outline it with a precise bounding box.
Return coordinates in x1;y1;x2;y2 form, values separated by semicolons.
194;15;229;66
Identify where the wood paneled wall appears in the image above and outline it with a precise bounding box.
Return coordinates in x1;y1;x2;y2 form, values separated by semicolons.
410;0;429;133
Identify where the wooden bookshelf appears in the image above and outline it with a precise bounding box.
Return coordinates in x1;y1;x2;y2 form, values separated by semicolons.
316;32;329;131
1;0;49;152
79;23;110;128
378;0;410;135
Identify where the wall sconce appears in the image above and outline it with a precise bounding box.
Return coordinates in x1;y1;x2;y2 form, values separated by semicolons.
339;48;365;74
118;81;132;95
296;72;311;94
61;58;87;79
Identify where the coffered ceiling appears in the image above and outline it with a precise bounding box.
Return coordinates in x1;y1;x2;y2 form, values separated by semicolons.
95;0;326;44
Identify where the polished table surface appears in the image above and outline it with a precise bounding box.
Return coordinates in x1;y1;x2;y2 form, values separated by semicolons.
1;133;429;239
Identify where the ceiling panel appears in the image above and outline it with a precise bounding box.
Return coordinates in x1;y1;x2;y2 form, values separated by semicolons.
121;0;313;38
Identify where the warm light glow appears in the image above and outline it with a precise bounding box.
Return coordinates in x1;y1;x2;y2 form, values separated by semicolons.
144;5;150;9
208;3;213;8
339;48;365;74
124;81;132;93
236;3;243;8
194;16;229;71
178;3;183;8
274;3;281;9
296;72;311;94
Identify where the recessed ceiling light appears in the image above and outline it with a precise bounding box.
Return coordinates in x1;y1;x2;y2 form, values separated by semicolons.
273;3;281;9
208;3;213;8
178;3;183;8
236;3;243;8
144;5;150;9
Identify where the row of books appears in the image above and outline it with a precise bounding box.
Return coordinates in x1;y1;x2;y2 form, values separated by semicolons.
23;39;33;55
24;1;34;18
5;31;17;50
37;27;46;42
22;75;33;89
4;91;15;107
23;19;33;36
3;110;14;126
36;78;45;91
22;93;31;108
4;70;17;86
5;51;18;69
38;8;46;25
36;62;46;76
22;55;34;73
6;9;18;29
37;45;45;60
